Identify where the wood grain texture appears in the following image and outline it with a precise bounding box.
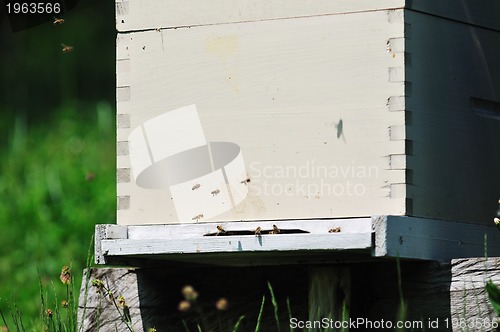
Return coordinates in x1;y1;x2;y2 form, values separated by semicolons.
364;259;499;330
79;259;500;331
78;268;143;332
79;266;309;332
373;215;500;261
450;258;500;323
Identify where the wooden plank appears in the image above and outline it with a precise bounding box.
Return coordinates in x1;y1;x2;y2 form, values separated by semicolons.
96;218;373;265
363;261;452;328
450;257;500;324
116;0;500;32
405;11;500;225
94;225;127;264
373;215;500;260
79;266;309;331
116;0;404;31
80;259;500;331
407;0;500;31
116;10;407;225
78;268;143;332
97;214;500;264
126;218;372;239
101;233;372;256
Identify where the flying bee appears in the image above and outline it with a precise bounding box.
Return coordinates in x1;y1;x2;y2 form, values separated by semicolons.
61;43;74;53
192;184;201;191
254;226;262;236
240;178;251;185
192;214;203;222
216;225;226;235
328;227;341;233
269;224;280;234
211;189;220;196
53;17;65;25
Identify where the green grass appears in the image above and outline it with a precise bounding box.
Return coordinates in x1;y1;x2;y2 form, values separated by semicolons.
0;103;116;329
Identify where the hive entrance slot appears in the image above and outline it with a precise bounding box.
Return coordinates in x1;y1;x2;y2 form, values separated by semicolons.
203;227;310;237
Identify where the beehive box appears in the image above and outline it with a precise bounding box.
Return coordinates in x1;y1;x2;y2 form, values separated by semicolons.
115;1;500;226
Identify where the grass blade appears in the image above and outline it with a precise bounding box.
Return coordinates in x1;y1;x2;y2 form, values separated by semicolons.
267;282;280;332
182;319;190;332
255;295;265;332
11;300;26;332
286;297;294;332
395;258;407;332
232;315;245;332
0;305;11;332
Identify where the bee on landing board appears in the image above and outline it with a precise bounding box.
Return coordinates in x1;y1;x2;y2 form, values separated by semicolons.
269;225;280;234
254;226;262;236
216;225;226;236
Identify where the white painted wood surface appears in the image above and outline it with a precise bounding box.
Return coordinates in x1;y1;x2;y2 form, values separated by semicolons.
101;233;372;256
116;0;500;226
115;0;500;32
117;9;406;225
96;219;373;265
373;215;500;261
116;0;405;31
126;218;372;239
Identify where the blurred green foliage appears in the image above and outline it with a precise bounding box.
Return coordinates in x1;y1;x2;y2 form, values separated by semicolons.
0;104;116;327
486;280;500;317
0;0;115;122
0;0;116;327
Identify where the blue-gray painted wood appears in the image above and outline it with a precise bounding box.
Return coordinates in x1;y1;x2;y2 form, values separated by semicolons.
373;215;500;261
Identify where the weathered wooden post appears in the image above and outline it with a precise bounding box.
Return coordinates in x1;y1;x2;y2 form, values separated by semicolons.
82;1;500;331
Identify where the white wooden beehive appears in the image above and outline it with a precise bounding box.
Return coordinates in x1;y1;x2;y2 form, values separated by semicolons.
115;1;500;227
